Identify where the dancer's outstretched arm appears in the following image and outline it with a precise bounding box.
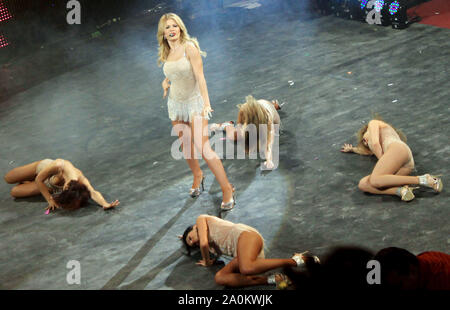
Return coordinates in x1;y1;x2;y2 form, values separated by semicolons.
196;215;214;266
264;128;275;169
79;176;119;210
341;143;373;156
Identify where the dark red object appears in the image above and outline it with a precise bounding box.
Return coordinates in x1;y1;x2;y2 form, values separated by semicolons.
408;0;450;29
417;251;450;290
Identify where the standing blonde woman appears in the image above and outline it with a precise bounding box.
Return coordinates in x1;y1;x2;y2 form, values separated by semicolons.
341;118;443;201
210;95;281;169
157;13;235;210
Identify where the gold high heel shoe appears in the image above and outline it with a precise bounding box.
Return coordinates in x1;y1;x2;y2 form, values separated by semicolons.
267;273;292;290
189;175;205;198
397;186;418;202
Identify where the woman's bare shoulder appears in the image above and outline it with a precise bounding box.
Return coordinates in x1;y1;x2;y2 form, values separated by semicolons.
368;119;387;128
185;41;199;56
199;214;216;221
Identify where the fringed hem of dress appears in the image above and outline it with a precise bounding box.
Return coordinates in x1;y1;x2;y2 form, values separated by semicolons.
167;94;210;122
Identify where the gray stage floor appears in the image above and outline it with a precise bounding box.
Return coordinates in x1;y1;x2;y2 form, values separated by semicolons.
0;3;449;290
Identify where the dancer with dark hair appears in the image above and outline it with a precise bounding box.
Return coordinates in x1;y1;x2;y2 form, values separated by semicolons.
4;159;119;211
341;117;443;201
374;247;450;290
179;214;319;288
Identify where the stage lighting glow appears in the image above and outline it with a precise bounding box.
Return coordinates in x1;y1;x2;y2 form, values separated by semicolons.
374;0;384;12
389;1;400;15
0;34;9;48
361;0;369;9
0;1;12;22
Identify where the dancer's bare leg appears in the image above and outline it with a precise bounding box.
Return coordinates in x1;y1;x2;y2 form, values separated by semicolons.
214;257;267;287
214;232;296;288
191;116;233;203
360;166;414;195
236;231;296;276
359;176;403;196
172;121;203;189
10;182;41;198
358;145;416;196
4;161;40;184
369;143;419;188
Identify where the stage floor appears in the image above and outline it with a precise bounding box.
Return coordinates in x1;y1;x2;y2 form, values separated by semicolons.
0;3;449;290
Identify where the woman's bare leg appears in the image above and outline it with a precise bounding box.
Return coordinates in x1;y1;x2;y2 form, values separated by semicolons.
191;117;233;202
359;166;414;196
10;181;41;198
358;146;417;196
359;176;402;196
214;231;297;288
214;257;268;287
4;161;40;184
236;232;296;276
368;144;419;188
172;121;203;189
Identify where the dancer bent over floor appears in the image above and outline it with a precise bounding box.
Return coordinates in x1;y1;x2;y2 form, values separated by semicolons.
181;214;319;288
4;159;120;211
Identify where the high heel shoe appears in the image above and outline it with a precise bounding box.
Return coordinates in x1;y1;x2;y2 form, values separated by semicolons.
267;273;291;290
189;175;205;198
220;184;236;211
421;174;443;193
291;251;321;267
397;186;418;202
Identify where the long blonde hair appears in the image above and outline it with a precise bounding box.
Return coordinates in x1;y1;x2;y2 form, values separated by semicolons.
237;95;273;154
157;13;206;66
355;114;407;155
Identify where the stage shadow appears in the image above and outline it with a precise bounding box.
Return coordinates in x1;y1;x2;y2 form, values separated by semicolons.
101;198;198;290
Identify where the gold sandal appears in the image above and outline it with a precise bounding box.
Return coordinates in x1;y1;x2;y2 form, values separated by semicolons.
398;186;418;202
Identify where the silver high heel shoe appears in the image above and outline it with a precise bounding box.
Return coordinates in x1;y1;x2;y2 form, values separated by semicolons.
421;174;443;193
189;176;205;198
220;184;236;211
291;251;321;267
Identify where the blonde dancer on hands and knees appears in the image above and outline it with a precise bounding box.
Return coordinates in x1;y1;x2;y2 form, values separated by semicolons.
210;95;281;170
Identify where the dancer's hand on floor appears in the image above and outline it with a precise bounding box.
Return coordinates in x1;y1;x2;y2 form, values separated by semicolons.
103;200;120;210
45;199;60;211
341;143;353;153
